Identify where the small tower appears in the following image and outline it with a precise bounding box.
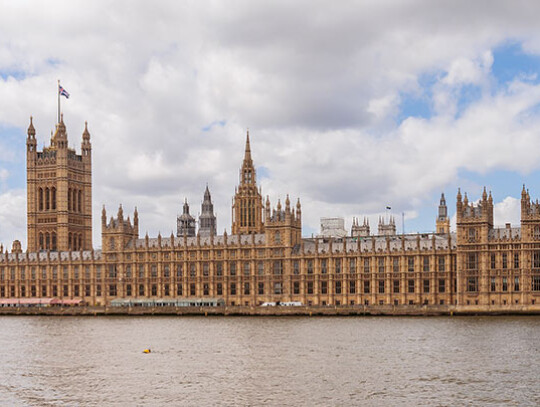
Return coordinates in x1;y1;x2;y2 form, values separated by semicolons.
456;186;493;245
378;216;396;236
351;217;370;237
199;185;217;237
264;196;302;247
520;185;540;241
436;193;450;234
101;205;139;253
231;130;264;235
177;199;196;237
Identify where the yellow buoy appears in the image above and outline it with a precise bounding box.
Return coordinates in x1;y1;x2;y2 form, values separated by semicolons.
143;349;151;354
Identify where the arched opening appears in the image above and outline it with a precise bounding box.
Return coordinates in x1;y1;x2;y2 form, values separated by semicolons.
78;190;82;213
52;233;57;251
68;188;72;211
45;187;50;210
52;187;56;210
68;233;72;250
39;233;44;251
45;233;50;250
38;188;43;211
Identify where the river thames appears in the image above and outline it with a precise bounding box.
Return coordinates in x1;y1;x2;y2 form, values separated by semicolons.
0;316;538;406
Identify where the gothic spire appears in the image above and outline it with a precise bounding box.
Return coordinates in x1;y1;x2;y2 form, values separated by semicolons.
199;185;217;237
82;121;90;141
244;129;252;163
27;116;35;138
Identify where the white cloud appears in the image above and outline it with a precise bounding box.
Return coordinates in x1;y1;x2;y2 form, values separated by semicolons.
494;196;521;227
1;2;540;247
0;189;26;248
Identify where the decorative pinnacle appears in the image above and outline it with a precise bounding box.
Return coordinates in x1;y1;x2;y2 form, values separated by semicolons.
27;116;36;137
244;129;252;161
83;121;90;140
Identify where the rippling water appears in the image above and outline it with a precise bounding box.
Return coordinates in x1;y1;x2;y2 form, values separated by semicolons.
0;316;538;406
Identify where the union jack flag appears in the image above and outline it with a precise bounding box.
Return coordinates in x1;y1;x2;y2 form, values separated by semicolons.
59;85;70;99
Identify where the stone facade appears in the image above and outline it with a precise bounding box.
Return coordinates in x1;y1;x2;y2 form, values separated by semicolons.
0;116;539;310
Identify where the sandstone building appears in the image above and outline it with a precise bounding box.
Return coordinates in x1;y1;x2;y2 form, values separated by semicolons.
0;115;539;311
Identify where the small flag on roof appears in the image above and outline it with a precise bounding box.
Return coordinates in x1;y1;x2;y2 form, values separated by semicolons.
59;84;70;99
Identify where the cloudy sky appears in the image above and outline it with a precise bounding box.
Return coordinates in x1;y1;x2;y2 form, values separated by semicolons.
1;0;540;249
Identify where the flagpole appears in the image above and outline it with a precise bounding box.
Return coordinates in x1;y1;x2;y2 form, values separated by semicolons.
57;79;60;124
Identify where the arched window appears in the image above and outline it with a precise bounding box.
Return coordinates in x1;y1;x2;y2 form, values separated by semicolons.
45;233;50;250
68;233;72;250
109;238;115;250
45;187;50;210
534;225;540;240
68;188;72;211
78;190;82;213
73;189;77;212
39;233;44;250
468;228;476;242
52;233;57;251
51;187;56;210
38;188;43;211
79;234;82;250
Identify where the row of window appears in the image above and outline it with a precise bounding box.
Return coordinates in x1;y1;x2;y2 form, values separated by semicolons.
38;231;84;251
467;251;540;270
0;280;442;298
4;277;540;299
467;276;540;292
37;186;83;213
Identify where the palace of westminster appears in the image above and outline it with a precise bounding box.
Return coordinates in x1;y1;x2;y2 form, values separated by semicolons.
1;113;540;310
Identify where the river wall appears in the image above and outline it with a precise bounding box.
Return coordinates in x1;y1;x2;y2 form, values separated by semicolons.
1;305;539;316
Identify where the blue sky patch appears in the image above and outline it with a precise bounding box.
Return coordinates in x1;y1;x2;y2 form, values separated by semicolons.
0;69;26;81
397;72;439;123
202;120;226;132
0;125;26;190
455;83;483;118
492;42;540;86
257;166;270;180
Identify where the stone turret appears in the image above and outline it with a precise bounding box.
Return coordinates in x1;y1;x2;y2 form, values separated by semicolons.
378;216;396;236
265;196;302;247
456;186;493;245
436;193;450;234
177;199;196;237
101;205;139;252
199;185;217;237
351;217;370;237
520;185;540;241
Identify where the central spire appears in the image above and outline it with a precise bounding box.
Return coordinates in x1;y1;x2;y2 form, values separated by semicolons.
240;130;256;186
232;130;264;235
244;129;252;163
